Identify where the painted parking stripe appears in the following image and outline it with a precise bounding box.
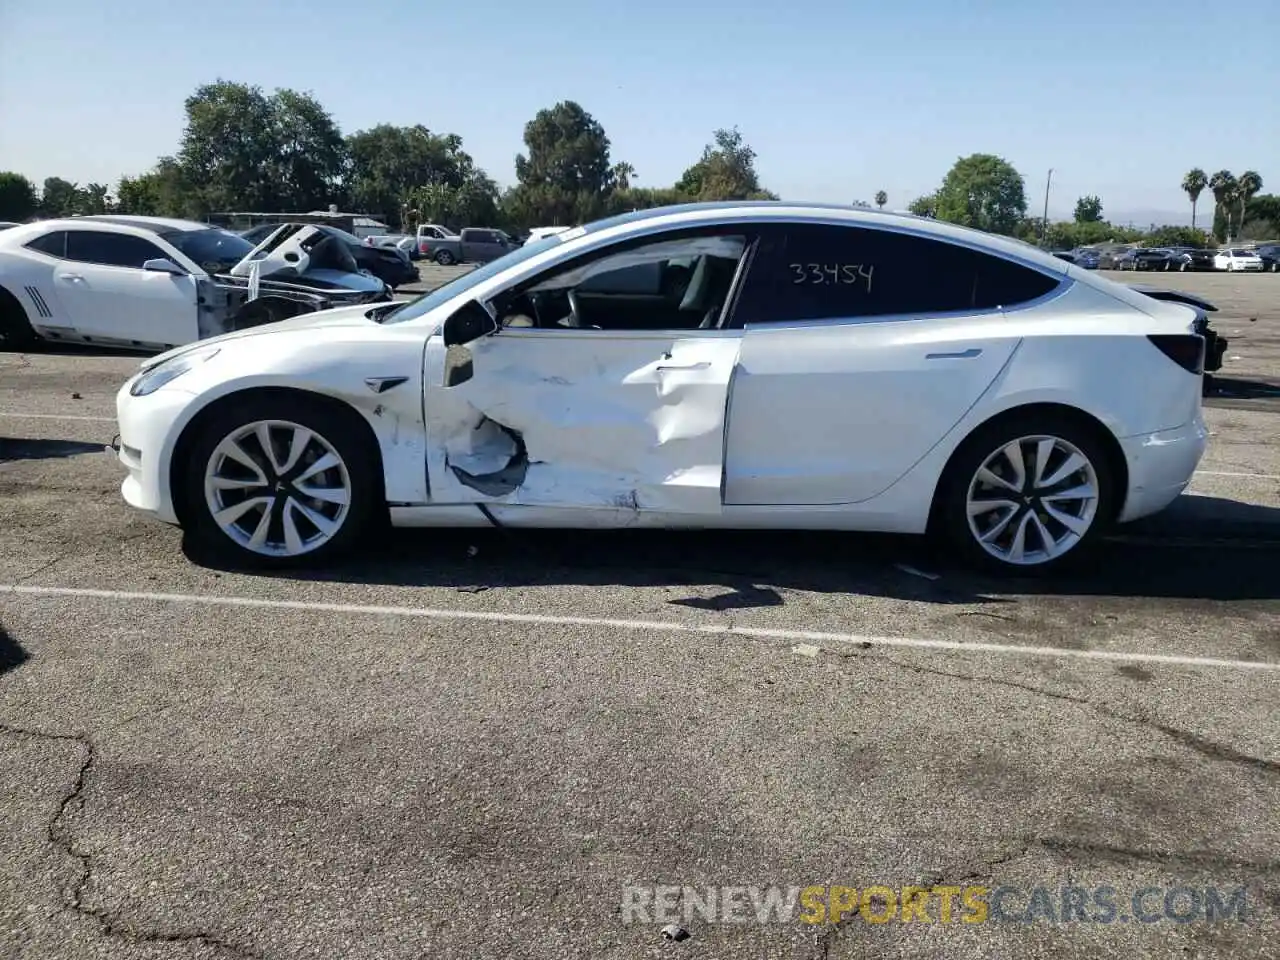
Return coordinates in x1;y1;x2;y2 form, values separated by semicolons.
0;413;116;422
1;583;1276;672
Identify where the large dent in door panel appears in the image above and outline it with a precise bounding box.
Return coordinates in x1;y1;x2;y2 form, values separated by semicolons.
436;336;733;510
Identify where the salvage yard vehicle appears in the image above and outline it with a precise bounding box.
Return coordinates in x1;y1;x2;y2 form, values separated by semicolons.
420;227;520;265
1214;248;1264;272
242;222;419;290
0;217;391;351
112;201;1228;575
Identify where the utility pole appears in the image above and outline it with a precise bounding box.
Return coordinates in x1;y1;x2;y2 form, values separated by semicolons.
1041;168;1054;247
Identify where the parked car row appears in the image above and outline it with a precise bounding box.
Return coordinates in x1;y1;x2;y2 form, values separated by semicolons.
0;217;392;351
1058;244;1278;273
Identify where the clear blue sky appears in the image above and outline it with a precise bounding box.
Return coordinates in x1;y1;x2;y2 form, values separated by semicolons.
1;0;1275;224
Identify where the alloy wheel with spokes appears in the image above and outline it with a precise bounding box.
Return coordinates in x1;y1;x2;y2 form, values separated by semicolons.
203;419;353;558
964;434;1101;567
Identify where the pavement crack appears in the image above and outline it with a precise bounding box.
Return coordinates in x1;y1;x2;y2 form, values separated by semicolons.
14;551;72;585
874;656;1279;776
0;722;264;959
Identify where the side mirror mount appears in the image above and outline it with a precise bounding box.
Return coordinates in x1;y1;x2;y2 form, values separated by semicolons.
143;258;185;275
443;299;498;347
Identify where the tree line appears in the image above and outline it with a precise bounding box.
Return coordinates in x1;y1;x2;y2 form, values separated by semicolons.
0;81;774;233
0;81;1273;246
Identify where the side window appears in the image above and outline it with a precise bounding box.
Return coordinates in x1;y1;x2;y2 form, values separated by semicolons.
498;231;750;331
25;231;68;258
65;230;168;269
734;224;1061;325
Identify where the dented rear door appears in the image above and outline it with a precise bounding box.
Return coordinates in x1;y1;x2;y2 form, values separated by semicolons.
422;327;742;514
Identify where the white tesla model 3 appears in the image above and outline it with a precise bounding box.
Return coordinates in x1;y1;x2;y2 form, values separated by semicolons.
113;202;1219;574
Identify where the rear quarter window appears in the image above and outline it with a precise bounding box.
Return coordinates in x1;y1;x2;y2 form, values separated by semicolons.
733;223;1061;325
24;231;68;258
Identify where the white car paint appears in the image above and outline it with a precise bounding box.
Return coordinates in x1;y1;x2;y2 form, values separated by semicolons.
113;202;1213;570
0;217;385;350
1213;249;1263;271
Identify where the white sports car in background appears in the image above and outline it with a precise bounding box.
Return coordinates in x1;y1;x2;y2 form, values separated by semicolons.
1213;248;1263;272
113;202;1227;574
0;216;391;352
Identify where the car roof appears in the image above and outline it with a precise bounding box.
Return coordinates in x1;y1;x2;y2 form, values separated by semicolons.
72;214;216;234
575;201;1076;276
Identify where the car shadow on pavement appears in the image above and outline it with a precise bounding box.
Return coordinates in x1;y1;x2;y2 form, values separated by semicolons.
0;624;29;675
186;505;1280;606
0;437;108;462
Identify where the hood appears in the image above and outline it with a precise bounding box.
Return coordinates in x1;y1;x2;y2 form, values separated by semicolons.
303;268;388;294
138;302;392;371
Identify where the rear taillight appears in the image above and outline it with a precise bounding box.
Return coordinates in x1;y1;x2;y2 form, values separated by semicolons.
1147;334;1205;375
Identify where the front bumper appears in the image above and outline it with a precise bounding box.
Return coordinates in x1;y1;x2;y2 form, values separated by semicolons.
1115;414;1208;524
115;380;196;525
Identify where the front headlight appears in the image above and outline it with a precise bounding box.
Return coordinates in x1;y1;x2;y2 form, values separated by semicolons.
129;347;220;397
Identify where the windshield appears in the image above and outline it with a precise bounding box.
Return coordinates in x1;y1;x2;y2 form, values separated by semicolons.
166;227;256;273
381;234;566;325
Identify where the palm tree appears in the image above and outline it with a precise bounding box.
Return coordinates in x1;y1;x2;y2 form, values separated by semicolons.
610;162;636;191
1237;170;1263;234
1181;169;1207;230
874;190;887;209
1208;170;1237;240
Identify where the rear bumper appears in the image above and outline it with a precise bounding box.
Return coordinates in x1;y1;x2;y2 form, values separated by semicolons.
1116;414;1208;523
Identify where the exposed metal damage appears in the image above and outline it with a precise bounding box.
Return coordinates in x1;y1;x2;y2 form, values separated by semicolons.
199;224;391;338
431;332;739;514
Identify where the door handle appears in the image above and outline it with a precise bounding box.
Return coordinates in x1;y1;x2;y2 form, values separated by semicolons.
925;348;983;360
656;361;711;371
58;273;84;282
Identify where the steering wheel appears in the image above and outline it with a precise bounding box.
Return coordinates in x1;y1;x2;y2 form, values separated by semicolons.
563;288;583;328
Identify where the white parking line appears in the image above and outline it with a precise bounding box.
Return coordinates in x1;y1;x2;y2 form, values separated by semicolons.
0;413;115;423
1195;470;1280;480
1;583;1276;672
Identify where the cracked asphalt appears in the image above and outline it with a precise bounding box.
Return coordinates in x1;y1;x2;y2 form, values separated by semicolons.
1;270;1278;959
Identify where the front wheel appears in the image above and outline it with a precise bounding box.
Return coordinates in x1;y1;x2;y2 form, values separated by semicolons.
180;395;380;568
936;415;1115;575
434;250;456;266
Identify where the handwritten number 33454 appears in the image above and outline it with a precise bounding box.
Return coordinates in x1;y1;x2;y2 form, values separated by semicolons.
789;263;874;291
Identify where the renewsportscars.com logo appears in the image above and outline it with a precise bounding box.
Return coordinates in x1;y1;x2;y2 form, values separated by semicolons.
621;883;1253;926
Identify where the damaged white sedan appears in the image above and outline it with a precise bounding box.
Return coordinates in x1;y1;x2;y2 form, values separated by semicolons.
113;202;1221;573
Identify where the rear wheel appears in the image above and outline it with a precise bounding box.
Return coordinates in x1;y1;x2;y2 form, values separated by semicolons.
434;250;456;266
180;395;380;568
936;414;1116;575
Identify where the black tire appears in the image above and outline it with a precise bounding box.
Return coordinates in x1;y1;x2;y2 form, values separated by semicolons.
179;394;381;569
0;286;39;349
435;250;456;266
934;412;1117;576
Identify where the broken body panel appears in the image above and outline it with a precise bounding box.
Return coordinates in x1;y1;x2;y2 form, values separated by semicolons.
424;325;741;514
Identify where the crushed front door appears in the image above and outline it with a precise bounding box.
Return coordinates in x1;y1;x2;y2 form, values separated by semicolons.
423;329;742;514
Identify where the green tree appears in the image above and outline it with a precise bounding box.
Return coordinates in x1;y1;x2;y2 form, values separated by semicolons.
177;80;347;213
115;159;202;218
874;190;887;209
1237;192;1279;239
1236;171;1263;237
1181;168;1207;230
610;162;636;190
347;125;483;228
81;183;112;214
932;154;1028;235
908;192;938;217
509;101;620;225
40;177;82;217
676;127;777;201
1073;195;1103;223
1208;170;1237;240
0;172;38;221
515;101;614;196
